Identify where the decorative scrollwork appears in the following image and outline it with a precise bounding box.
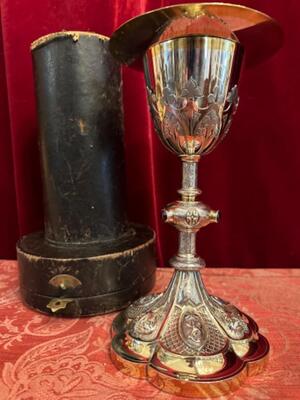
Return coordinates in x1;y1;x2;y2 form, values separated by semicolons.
209;297;249;340
126;293;163;319
130;305;166;341
147;77;239;156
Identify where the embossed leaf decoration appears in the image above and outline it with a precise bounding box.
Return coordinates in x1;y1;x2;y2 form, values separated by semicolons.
182;78;202;98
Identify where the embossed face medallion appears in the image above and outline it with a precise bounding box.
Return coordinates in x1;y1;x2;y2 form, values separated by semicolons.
179;310;207;350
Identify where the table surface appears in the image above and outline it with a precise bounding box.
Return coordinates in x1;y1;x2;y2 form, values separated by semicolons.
0;261;299;400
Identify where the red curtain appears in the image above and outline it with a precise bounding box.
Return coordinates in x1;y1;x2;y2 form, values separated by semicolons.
0;0;298;267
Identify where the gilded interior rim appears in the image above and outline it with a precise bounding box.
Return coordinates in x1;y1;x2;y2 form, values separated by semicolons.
31;31;109;51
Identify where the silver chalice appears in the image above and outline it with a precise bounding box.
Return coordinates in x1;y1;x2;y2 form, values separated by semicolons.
109;3;282;397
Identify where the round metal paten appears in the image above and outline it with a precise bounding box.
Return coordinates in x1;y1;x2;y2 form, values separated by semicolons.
109;2;283;67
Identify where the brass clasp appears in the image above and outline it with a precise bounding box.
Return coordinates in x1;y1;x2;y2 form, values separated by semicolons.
46;298;74;313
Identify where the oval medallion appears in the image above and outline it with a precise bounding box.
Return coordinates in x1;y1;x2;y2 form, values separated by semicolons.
179;309;207;350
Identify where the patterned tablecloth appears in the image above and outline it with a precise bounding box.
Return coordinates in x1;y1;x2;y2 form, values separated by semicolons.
0;260;299;400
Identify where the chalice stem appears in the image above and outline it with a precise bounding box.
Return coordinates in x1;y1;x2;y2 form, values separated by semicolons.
167;155;218;272
178;157;200;261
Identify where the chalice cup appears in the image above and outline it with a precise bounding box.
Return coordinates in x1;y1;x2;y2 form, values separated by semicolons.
109;4;282;397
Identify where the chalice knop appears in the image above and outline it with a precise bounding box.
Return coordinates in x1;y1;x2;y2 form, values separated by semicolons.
109;3;282;397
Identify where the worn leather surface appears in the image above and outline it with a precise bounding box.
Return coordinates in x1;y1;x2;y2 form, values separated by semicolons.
33;34;127;244
17;34;157;315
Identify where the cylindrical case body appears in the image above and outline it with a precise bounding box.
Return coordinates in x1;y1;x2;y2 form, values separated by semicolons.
17;31;156;316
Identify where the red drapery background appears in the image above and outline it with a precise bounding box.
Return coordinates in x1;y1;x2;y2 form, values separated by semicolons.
0;0;298;267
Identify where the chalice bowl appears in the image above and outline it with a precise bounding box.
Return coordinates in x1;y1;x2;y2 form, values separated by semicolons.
109;4;282;397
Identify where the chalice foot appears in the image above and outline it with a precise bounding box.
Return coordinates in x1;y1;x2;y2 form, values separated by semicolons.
111;278;269;397
111;223;269;395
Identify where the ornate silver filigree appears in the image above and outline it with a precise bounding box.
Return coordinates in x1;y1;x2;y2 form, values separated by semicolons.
209;297;249;340
130;304;166;341
125;293;163;319
147;78;239;156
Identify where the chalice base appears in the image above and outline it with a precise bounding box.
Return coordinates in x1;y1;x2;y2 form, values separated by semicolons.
110;270;269;398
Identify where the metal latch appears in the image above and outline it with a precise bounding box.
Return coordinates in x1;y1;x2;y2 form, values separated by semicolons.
46;298;74;313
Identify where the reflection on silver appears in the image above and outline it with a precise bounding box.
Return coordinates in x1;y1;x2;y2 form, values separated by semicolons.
144;36;241;156
110;5;273;395
112;33;254;380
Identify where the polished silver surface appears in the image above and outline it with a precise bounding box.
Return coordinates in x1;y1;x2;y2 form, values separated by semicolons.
110;5;273;395
144;36;241;156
